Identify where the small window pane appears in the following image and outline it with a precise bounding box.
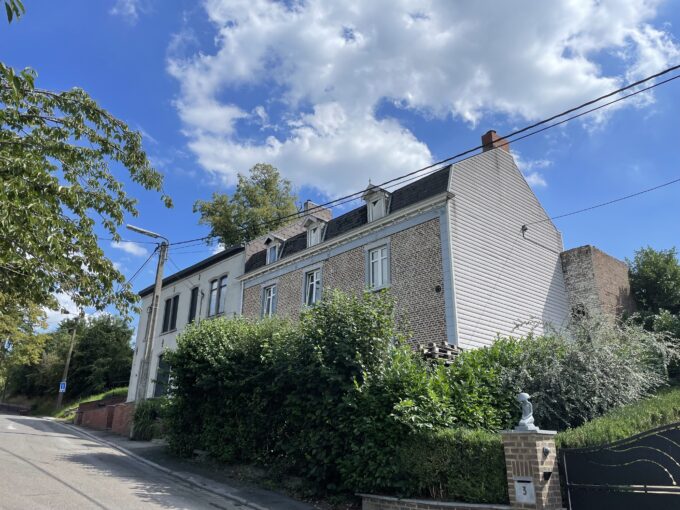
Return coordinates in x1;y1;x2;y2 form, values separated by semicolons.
170;295;179;330
162;298;171;333
268;245;278;263
188;287;199;323
208;280;218;316
217;275;228;314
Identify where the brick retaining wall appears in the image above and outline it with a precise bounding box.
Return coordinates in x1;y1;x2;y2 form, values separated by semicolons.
110;402;135;437
80;405;112;430
360;495;510;510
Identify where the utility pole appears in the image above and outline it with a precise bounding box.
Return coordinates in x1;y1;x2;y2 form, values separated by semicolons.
127;225;169;402
56;312;82;409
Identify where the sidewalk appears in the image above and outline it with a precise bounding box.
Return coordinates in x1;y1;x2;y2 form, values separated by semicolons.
61;423;315;510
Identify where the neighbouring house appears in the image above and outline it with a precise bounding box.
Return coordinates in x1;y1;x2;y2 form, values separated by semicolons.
127;245;245;401
126;130;635;401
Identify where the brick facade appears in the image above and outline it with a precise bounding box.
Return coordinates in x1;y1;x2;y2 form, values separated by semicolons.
500;431;562;510
242;217;448;346
560;245;635;318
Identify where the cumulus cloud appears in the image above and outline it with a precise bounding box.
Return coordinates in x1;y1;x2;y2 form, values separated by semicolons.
169;0;678;194
110;0;143;24
42;293;79;331
111;241;150;258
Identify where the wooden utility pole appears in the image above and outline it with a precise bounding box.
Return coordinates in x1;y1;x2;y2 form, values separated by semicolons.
56;312;82;408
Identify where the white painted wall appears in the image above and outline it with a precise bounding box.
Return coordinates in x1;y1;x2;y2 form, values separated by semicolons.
448;149;569;349
127;251;245;401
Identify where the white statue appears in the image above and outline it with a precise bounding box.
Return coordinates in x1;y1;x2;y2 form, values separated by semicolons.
515;392;539;431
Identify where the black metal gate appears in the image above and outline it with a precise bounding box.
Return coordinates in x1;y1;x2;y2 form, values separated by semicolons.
560;422;680;509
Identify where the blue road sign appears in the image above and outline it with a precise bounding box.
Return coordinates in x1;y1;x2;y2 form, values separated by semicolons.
59;381;66;393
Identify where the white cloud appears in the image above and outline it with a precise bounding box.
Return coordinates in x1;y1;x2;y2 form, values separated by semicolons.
212;243;225;254
110;0;143;24
513;152;553;188
111;241;150;258
42;293;79;331
169;0;679;194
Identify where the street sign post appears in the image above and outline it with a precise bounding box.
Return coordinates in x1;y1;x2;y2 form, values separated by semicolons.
59;381;66;393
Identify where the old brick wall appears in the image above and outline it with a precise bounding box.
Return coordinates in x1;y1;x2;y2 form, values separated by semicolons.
110;402;135;437
242;218;448;346
560;245;635;318
591;246;636;316
80;406;112;431
361;495;510;510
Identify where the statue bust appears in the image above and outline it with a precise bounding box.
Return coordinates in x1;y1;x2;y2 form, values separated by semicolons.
515;392;539;432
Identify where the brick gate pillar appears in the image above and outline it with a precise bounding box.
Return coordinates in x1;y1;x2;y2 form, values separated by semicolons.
501;430;562;510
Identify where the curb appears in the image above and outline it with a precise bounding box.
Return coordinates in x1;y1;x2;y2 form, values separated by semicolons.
51;420;269;510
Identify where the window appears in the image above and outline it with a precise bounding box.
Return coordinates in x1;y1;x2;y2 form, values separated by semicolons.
304;269;322;306
162;295;180;332
267;244;278;264
368;245;389;289
208;275;229;317
188;287;199;323
217;275;228;314
368;197;386;222
153;355;171;398
208;279;218;316
307;225;322;247
262;285;277;317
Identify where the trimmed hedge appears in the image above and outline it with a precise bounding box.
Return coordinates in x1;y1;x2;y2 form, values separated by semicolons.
557;387;680;449
396;429;507;503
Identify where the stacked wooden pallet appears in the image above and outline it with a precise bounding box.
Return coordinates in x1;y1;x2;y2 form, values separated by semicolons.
419;341;460;364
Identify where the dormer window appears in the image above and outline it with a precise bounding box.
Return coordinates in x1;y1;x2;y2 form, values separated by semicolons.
362;183;390;222
267;244;278;264
264;236;282;264
303;216;325;248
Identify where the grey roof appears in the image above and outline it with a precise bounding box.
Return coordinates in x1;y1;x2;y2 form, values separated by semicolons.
244;165;451;274
138;244;244;297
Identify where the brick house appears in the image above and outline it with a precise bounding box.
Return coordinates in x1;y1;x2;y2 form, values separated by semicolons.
239;132;571;348
127;131;635;400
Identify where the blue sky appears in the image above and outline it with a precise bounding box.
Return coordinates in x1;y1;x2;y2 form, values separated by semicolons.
3;0;680;326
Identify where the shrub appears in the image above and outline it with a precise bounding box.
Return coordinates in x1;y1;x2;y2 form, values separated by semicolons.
133;397;165;441
557;387;680;449
396;429;507;503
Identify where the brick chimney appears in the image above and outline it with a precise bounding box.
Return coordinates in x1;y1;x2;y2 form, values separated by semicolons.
303;200;332;222
481;130;510;153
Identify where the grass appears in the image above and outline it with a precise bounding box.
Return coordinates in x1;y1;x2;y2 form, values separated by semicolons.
556;387;680;449
53;387;129;420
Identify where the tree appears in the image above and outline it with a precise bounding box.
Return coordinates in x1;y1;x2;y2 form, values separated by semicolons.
0;293;46;399
628;247;680;315
193;163;298;246
0;64;172;317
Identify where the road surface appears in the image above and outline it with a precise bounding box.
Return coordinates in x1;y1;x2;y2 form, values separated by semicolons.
0;412;246;509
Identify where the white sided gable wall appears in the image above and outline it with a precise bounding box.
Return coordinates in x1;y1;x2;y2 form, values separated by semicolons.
448;149;569;349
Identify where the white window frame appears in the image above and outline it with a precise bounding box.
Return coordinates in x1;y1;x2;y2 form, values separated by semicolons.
366;242;390;290
262;284;277;317
266;244;279;264
367;196;386;222
307;224;322;248
304;268;322;306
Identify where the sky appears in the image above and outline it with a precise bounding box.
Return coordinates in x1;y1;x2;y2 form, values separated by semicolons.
3;0;680;328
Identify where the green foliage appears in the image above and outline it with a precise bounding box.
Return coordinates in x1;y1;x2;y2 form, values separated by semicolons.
4;0;23;23
133;397;166;441
0;63;171;317
629;246;680;315
54;386;128;419
557;388;680;449
396;429;507;503
7;315;133;399
193;163;298;246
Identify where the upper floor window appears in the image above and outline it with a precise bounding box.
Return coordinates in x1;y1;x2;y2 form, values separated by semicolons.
208;275;229;317
307;225;321;247
161;294;180;333
262;284;277;317
368;197;386;222
368;245;390;289
267;244;279;264
304;269;322;306
188;287;199;324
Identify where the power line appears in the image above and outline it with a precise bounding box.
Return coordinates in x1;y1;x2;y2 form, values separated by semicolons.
168;63;680;248
100;237;159;245
525;176;680;227
126;246;158;286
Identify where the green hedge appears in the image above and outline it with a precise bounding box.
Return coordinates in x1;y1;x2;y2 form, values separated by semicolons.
396;429;507;503
557;387;680;449
133;397;165;441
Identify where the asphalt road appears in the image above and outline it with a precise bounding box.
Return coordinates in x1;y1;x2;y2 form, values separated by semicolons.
0;412;247;510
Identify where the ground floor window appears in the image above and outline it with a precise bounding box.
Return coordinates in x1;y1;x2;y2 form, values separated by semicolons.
153;355;171;398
